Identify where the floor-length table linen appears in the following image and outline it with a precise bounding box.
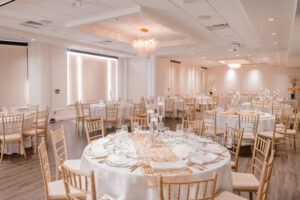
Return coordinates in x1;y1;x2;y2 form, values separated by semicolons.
80;132;233;200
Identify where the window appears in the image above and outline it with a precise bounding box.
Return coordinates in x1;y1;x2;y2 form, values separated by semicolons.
67;50;118;104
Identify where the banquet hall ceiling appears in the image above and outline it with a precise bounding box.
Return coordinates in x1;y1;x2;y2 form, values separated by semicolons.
0;0;299;67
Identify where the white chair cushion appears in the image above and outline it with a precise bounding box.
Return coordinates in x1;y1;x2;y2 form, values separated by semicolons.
232;172;259;191
277;128;296;135
23;128;45;136
59;159;81;172
48;180;85;199
205;129;224;136
258;131;284;139
0;133;22;142
242;132;255;140
215;190;248;200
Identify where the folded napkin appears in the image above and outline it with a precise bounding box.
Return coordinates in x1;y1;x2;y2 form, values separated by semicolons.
189;152;219;165
86;146;109;157
172;144;193;159
150;160;187;171
201;144;226;154
106;155;138;168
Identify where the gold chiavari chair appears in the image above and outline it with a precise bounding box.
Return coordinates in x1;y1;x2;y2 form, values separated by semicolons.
250;102;264;112
165;98;174;119
0;113;26;164
23;109;49;154
159;172;218;200
258;114;290;156
223;125;244;172
60;160;96;200
256;150;275;200
131;116;148;132
86;99;99;104
277;112;299;151
38;139;84;200
27;104;39;112
271;103;284;115
176;98;185;119
203;111;224;141
105;105;118;129
185;97;195;107
133;103;145;118
215;150;275;200
238;114;259;149
182;119;204;136
212;95;219;106
184;105;196;121
232;136;271;200
85;119;105;144
74;101;83;132
50;125;81;180
126;98;133;104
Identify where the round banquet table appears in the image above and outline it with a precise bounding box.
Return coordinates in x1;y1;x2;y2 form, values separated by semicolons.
240;102;293;114
90;103;133;128
215;112;275;132
0;112;34;155
218;96;232;106
79;131;233;200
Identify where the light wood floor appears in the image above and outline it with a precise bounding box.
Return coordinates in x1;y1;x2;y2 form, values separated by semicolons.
0;119;299;200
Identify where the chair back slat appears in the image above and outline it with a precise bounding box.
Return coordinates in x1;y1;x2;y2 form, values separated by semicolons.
251;136;271;178
61;160;96;200
1;113;24;139
50;125;69;175
223;125;244;171
85;119;105;143
182;120;204;136
257;150;275;200
38;139;51;200
159;173;218;200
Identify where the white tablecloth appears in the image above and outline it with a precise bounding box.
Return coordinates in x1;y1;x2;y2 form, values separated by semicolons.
80;132;232;200
90;103;133;128
215;112;275;132
240;102;293;114
0;114;34;155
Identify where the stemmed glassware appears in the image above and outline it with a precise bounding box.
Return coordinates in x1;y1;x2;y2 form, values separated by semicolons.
157;102;165;122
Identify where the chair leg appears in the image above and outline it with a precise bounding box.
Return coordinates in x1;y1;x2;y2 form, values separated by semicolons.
249;192;253;200
18;141;21;154
21;139;26;159
294;135;297;151
56;168;60;180
34;136;37;154
0;141;5;164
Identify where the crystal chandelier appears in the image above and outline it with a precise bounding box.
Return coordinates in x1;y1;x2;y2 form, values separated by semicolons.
131;28;159;55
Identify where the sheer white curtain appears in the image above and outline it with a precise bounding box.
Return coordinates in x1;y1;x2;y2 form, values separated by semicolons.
0;44;27;106
67;51;118;104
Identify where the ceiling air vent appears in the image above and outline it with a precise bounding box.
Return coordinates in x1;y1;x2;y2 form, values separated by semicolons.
20;21;44;29
206;23;229;31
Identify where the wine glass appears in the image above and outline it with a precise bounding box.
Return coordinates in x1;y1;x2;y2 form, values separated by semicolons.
176;124;182;133
121;124;128;133
133;122;139;133
157;102;165;122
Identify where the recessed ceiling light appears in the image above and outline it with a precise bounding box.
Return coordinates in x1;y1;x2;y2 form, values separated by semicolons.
202;56;206;59
228;49;232;52
235;54;239;57
268;18;274;22
272;32;276;36
31;38;36;41
248;54;252;57
273;41;277;45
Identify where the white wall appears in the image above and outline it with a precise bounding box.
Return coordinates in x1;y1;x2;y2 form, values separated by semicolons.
206;65;300;100
28;42;66;109
155;57;205;96
125;56;154;99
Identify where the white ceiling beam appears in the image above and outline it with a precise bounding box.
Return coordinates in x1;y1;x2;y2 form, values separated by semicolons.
65;6;142;28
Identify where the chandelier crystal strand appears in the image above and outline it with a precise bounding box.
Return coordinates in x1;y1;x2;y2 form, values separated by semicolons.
131;28;159;55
